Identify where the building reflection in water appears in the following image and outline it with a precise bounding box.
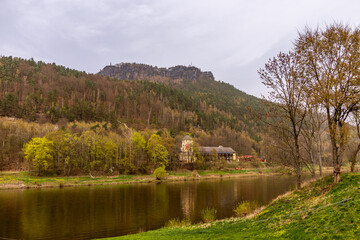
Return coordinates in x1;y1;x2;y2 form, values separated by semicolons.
0;175;299;240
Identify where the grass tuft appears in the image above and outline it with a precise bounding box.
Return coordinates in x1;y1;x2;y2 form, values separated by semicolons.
166;218;191;228
233;201;258;217
201;207;217;223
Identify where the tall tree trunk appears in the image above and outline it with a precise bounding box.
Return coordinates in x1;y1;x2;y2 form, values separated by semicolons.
332;142;342;183
147;107;152;126
296;169;301;189
350;144;360;172
129;141;132;169
329;121;343;183
317;136;323;176
68;162;71;176
333;164;341;183
309;149;316;178
295;137;302;189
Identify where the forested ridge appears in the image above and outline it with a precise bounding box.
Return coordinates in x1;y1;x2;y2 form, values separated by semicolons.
0;56;267;174
0;57;264;135
99;62;266;139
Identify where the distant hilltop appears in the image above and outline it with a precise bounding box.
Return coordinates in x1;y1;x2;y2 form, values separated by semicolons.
98;63;215;81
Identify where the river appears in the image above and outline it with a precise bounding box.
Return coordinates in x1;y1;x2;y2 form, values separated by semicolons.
0;174;300;239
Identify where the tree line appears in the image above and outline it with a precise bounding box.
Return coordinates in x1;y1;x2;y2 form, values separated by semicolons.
23;128;170;176
0;117;258;175
259;23;360;187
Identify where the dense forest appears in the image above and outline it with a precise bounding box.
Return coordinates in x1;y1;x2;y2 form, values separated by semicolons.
0;56;264;135
0;56;268;175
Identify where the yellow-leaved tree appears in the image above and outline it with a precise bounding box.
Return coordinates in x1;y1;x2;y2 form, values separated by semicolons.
23;137;54;176
146;134;169;167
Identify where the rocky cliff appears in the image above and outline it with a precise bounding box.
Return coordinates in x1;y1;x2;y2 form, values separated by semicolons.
98;63;215;81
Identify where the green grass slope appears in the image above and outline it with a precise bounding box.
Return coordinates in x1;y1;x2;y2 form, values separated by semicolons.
101;173;360;240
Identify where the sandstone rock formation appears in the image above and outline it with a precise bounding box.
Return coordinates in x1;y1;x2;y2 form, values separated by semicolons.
98;63;214;81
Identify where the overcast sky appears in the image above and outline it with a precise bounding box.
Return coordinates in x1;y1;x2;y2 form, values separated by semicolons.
1;0;360;97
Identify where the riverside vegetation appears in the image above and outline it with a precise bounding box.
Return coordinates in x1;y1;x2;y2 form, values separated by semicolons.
99;172;360;240
0;116;266;177
0;167;275;189
0;55;268;175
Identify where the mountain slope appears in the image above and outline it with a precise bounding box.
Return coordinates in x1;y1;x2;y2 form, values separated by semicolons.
0;56;271;171
0;56;268;143
98;62;266;140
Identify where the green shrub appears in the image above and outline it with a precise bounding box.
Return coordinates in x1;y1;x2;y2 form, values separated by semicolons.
166;218;191;227
201;207;217;223
233;201;258;217
153;165;167;180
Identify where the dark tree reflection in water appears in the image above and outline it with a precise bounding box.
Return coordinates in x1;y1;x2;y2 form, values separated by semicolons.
0;175;301;240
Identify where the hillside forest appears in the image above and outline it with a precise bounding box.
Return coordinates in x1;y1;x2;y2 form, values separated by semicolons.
1;24;359;181
0;56;269;175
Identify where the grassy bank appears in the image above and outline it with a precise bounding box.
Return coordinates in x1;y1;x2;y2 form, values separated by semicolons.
0;168;276;190
100;172;360;240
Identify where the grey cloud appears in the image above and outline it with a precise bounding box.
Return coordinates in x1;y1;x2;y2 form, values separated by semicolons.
1;0;360;97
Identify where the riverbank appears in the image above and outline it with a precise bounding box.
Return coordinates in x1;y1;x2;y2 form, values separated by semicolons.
100;172;360;240
0;168;282;190
0;167;336;190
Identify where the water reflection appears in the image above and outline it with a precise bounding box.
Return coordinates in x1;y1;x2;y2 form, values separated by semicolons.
0;174;299;240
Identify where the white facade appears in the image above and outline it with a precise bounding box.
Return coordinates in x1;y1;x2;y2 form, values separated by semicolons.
179;135;194;163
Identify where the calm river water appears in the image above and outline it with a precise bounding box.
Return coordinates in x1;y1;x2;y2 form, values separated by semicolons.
0;174;300;239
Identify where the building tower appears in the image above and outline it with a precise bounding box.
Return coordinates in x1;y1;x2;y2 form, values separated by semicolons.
180;135;193;162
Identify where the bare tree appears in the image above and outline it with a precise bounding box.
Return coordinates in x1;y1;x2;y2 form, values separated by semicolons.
301;103;327;177
259;52;308;189
348;110;360;172
300;110;317;178
295;23;360;183
312;105;327;176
